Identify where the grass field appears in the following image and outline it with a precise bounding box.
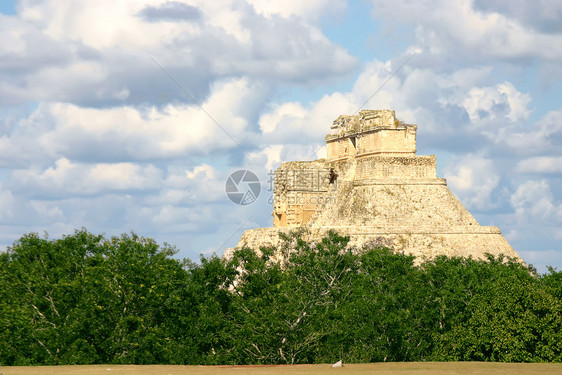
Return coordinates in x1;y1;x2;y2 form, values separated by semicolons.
1;362;562;375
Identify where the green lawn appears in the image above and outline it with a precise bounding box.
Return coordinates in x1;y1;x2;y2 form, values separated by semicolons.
1;362;562;375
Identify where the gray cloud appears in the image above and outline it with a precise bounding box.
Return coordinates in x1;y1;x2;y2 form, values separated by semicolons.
138;1;202;22
369;0;562;70
473;0;562;34
0;2;358;108
500;109;562;157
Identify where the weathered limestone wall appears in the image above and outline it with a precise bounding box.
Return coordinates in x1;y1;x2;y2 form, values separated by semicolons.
310;180;479;228
273;160;331;227
326;137;355;161
327;129;417;161
224;226;520;263
225;109;521;264
353;155;437;180
326;110;417;161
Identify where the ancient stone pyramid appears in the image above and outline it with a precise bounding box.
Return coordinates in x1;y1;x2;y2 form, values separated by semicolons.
225;109;521;262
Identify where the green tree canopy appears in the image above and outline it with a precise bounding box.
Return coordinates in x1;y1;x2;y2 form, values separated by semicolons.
1;229;560;365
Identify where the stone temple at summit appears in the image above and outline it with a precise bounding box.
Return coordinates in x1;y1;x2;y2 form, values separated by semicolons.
225;109;521;262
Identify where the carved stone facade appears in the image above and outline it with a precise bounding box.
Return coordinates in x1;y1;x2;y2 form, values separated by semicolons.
225;110;521;263
326;109;417;161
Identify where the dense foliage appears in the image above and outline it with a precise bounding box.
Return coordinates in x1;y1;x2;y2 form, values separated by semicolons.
0;229;560;365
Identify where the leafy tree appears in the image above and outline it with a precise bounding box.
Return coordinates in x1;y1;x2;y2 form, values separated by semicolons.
2;229;561;365
432;257;562;362
0;230;188;365
0;230;106;364
341;245;424;362
541;267;562;301
181;255;236;365
223;231;423;364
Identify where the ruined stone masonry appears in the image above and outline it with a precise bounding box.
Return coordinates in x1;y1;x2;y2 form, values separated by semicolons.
225;109;521;262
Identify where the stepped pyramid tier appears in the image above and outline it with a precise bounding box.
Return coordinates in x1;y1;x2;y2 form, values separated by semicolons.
224;110;521;262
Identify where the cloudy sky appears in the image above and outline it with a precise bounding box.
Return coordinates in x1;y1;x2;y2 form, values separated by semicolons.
1;0;561;272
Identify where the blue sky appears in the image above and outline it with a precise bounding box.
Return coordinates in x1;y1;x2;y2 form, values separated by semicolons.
0;2;15;14
0;0;561;272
